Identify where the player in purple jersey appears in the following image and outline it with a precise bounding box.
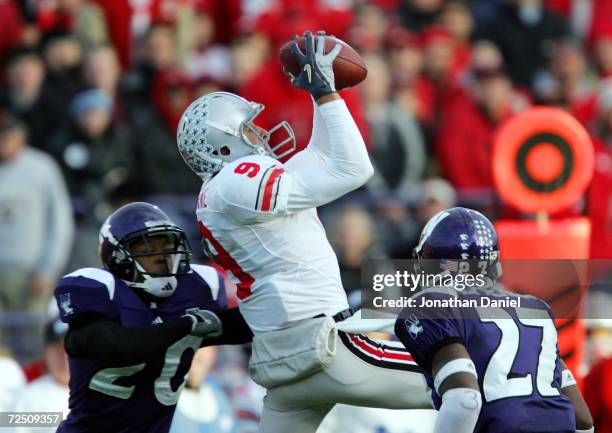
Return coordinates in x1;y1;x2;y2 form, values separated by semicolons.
54;202;252;433
395;207;593;433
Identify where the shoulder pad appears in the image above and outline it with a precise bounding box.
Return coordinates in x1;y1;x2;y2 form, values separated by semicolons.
61;268;116;299
55;268;119;323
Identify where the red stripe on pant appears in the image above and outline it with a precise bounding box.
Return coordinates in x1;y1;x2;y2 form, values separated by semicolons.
349;334;415;362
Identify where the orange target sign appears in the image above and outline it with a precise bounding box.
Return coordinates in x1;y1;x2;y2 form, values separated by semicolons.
493;107;594;214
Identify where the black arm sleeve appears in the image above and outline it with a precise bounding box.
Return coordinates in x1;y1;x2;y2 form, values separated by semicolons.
65;314;192;364
201;307;253;347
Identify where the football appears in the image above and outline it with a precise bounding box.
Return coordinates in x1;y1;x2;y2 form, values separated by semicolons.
279;35;368;90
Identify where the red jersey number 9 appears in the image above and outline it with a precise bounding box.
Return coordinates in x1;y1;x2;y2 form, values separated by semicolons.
234;162;261;178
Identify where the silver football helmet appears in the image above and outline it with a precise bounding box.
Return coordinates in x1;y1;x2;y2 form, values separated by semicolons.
177;92;296;178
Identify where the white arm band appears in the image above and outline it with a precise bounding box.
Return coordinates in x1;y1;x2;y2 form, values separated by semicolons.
434;387;482;433
434;358;478;395
561;368;577;388
576;428;594;433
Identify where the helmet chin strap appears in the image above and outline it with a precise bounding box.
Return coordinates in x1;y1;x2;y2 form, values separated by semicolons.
127;260;179;298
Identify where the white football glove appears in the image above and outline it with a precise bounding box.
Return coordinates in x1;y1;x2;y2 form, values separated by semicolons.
182;309;222;338
290;30;342;99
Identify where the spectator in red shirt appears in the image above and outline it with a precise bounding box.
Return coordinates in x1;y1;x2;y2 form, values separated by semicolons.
436;64;520;190
440;0;474;77
413;26;463;143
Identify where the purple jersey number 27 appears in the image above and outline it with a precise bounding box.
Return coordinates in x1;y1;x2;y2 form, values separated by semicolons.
476;306;560;403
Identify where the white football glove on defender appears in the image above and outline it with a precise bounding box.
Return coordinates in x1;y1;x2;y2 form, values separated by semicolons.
182;309;222;338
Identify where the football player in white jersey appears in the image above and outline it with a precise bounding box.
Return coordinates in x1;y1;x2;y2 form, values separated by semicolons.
177;31;429;433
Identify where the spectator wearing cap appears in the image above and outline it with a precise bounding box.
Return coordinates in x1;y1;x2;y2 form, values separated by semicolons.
0;47;64;150
10;317;70;433
0;112;74;320
48;89;133;212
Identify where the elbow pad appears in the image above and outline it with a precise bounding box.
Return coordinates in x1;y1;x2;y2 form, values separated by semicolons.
434;387;482;433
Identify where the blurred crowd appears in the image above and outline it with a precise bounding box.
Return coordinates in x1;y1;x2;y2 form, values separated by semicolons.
2;0;612;431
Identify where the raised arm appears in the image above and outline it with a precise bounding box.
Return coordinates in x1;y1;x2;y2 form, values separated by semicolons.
282;31;373;211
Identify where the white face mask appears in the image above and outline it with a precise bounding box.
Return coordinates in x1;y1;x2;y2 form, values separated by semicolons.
126;259;180;298
127;275;178;298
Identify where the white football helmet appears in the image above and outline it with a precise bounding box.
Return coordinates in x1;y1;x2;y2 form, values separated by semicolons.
177;92;296;178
